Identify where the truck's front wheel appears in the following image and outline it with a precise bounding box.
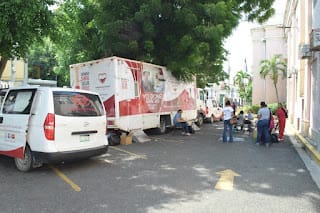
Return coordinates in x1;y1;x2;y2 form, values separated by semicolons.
209;115;214;123
196;114;204;126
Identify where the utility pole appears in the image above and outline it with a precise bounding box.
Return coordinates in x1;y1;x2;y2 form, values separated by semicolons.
10;58;16;84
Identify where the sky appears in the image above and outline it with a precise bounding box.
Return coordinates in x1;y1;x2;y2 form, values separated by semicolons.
223;0;287;78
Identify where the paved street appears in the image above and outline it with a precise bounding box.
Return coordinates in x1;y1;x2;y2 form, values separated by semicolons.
0;122;320;213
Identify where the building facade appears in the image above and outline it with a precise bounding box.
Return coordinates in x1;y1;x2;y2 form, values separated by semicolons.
283;0;320;148
0;59;27;88
251;25;287;105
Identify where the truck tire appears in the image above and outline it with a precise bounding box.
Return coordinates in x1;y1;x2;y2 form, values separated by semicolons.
159;118;167;134
14;145;34;172
196;114;204;126
209;115;214;123
108;132;121;146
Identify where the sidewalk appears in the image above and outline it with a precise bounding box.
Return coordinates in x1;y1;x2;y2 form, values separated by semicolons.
287;124;320;189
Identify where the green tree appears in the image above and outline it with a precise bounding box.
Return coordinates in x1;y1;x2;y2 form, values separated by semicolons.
259;54;287;103
234;70;252;105
27;38;59;80
52;0;276;84
245;81;253;104
0;0;54;77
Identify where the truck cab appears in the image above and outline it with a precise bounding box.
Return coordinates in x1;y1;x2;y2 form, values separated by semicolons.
196;88;222;124
204;98;222;123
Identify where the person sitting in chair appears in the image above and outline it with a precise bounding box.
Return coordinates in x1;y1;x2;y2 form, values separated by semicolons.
173;109;191;136
244;109;254;132
237;110;245;131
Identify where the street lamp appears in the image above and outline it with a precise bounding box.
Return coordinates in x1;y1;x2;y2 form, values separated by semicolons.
10;43;19;85
262;37;267;101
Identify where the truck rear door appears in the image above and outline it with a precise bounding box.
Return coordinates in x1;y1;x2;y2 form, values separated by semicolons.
0;89;36;158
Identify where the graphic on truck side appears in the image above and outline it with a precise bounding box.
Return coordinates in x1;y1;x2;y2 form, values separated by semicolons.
70;57;197;132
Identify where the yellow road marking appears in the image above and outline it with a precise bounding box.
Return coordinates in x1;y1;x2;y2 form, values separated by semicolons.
49;165;81;192
109;146;147;159
215;169;240;191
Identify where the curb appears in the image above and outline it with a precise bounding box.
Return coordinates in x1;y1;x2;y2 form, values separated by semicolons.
294;131;320;166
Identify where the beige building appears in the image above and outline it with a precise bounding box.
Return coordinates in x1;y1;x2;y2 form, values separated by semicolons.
251;25;287;105
284;0;320;148
0;59;27;88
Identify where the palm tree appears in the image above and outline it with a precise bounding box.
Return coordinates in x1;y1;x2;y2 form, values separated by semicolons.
259;55;287;103
234;70;251;105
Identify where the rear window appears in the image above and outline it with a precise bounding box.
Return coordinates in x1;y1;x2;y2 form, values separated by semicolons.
53;91;104;116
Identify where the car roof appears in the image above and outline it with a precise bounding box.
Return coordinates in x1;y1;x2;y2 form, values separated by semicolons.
7;86;99;96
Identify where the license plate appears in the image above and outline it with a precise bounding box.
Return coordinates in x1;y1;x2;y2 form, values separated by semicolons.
80;135;89;142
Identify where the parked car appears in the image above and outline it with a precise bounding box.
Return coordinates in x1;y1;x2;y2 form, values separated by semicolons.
0;86;108;172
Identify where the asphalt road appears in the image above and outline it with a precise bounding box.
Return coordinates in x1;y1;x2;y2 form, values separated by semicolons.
0;122;320;213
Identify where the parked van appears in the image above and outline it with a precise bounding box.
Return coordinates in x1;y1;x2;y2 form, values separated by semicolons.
0;86;108;172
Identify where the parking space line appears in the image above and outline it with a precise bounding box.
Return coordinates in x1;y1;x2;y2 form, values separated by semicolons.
49;165;81;192
109;146;147;159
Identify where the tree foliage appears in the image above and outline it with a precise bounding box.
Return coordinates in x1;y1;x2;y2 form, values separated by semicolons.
2;0;276;86
28;38;59;81
259;54;287;103
51;0;275;86
234;70;252;104
0;0;54;77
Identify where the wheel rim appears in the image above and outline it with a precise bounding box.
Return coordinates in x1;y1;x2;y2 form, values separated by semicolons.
15;156;30;168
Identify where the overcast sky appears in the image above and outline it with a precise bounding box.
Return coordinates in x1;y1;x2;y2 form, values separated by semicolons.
223;0;287;78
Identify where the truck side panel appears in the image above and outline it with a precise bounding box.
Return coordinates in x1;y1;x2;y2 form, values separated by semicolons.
70;56;197;132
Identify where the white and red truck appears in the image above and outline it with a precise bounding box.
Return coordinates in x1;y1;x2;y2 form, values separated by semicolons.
70;56;198;143
196;88;222;124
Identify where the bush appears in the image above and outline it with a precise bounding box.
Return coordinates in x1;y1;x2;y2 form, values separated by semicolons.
239;102;284;115
267;103;278;115
250;105;260;114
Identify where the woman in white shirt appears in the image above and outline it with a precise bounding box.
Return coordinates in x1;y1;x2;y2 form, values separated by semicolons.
222;100;234;143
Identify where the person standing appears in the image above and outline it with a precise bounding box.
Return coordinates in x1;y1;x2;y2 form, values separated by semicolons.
222;100;234;143
276;103;287;141
256;101;271;147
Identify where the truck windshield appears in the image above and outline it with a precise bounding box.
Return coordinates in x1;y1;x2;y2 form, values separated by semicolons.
53;91;104;116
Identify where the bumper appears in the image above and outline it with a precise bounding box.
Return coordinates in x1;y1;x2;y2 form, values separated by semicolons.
33;145;108;163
